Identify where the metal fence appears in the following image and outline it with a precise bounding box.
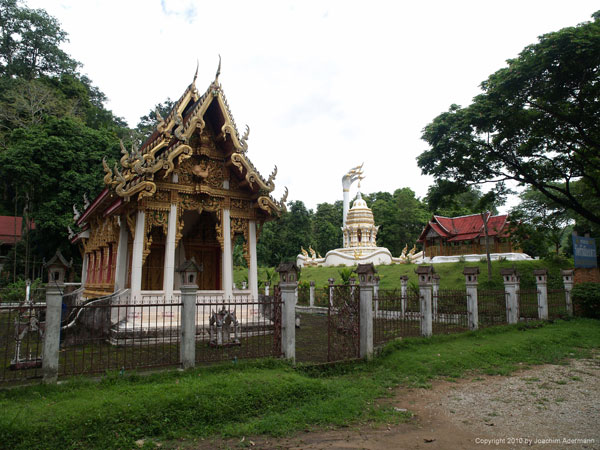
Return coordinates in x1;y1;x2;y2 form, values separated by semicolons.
297;284;310;305
328;285;360;362
58;293;182;377
547;289;568;319
1;289;283;383
433;290;469;334
477;290;507;327
518;289;538;321
0;302;45;382
315;287;330;307
374;290;420;346
194;295;282;364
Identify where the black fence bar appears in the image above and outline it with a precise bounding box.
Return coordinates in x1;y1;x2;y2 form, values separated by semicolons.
477;290;507;327
518;289;538;321
58;300;182;377
328;285;360;362
0;303;45;382
433;290;469;335
547;289;568;319
374;289;420;346
194;295;283;364
297;285;310;305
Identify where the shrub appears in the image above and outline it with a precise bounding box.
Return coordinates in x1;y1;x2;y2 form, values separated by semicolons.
337;267;355;285
572;282;600;319
0;278;44;303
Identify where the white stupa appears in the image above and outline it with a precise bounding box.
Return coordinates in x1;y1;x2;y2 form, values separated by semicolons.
297;165;423;267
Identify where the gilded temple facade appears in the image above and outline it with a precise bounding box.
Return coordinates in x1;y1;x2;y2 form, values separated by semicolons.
72;67;286;302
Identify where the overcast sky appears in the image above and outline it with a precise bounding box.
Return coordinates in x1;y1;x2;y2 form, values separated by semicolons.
28;0;598;212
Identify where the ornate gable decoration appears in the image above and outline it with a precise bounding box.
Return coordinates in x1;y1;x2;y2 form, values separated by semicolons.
102;63;286;216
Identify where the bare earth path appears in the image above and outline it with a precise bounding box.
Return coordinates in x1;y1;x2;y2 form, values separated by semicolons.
189;354;600;450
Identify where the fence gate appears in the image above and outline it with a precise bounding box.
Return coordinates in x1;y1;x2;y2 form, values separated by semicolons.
272;286;282;357
327;285;360;362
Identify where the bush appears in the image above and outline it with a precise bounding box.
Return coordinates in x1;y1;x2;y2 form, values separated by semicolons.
0;278;44;303
572;282;600;319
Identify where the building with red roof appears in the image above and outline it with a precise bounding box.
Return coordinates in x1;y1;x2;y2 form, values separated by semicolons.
0;216;35;270
417;213;520;258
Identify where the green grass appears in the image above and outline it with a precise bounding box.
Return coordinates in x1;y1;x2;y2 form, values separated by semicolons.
272;257;572;290
1;319;598;449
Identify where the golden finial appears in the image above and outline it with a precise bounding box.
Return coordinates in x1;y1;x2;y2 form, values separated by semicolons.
193;59;199;83
215;54;221;83
357;175;365;189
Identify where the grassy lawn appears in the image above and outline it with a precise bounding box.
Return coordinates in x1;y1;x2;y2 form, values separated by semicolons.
237;257;573;292
0;318;598;449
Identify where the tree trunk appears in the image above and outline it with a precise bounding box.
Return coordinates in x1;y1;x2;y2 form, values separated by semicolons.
481;211;492;281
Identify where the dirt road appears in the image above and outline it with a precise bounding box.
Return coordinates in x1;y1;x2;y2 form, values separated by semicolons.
194;354;599;450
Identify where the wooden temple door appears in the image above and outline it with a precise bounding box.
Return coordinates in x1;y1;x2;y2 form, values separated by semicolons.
187;246;220;290
181;211;221;291
142;229;165;290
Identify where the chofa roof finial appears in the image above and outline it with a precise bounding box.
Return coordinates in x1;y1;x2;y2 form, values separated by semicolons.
215;54;221;83
193;59;199;83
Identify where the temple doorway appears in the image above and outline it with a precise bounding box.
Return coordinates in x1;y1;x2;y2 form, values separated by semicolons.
141;228;165;290
181;210;221;290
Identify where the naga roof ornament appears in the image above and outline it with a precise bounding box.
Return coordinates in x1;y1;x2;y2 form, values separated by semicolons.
100;61;286;214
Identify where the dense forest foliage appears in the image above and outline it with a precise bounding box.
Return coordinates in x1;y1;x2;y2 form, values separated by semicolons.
0;0;128;279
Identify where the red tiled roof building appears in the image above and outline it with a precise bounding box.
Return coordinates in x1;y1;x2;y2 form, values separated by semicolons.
417;213;519;258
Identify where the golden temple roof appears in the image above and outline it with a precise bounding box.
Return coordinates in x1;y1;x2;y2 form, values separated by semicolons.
101;66;286;216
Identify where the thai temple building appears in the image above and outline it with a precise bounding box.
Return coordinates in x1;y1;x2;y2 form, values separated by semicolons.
297;165;423;267
71;65;287;305
418;213;532;262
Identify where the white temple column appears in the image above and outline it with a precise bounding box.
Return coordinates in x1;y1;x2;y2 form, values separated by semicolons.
343;188;350;227
81;253;89;286
114;216;129;291
222;208;233;299
163;203;178;300
131;209;145;301
248;220;258;300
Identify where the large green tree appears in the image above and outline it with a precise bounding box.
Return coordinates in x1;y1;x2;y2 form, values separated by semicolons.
257;201;314;267
366;188;429;256
312;201;343;255
0;1;128;280
509;185;573;256
418;12;600;227
0;117;121;257
0;0;78;78
424;181;487;217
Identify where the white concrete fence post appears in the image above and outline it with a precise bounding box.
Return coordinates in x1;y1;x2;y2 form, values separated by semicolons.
534;269;549;320
42;251;71;384
561;269;574;316
43;282;62;384
264;281;270;296
501;268;520;324
373;276;380;315
309;281;315;307
349;277;356;298
328;278;335;306
357;264;376;360
432;273;440;319
463;267;480;330
277;263;298;363
177;259;201;369
416;266;434;337
400;275;408;317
